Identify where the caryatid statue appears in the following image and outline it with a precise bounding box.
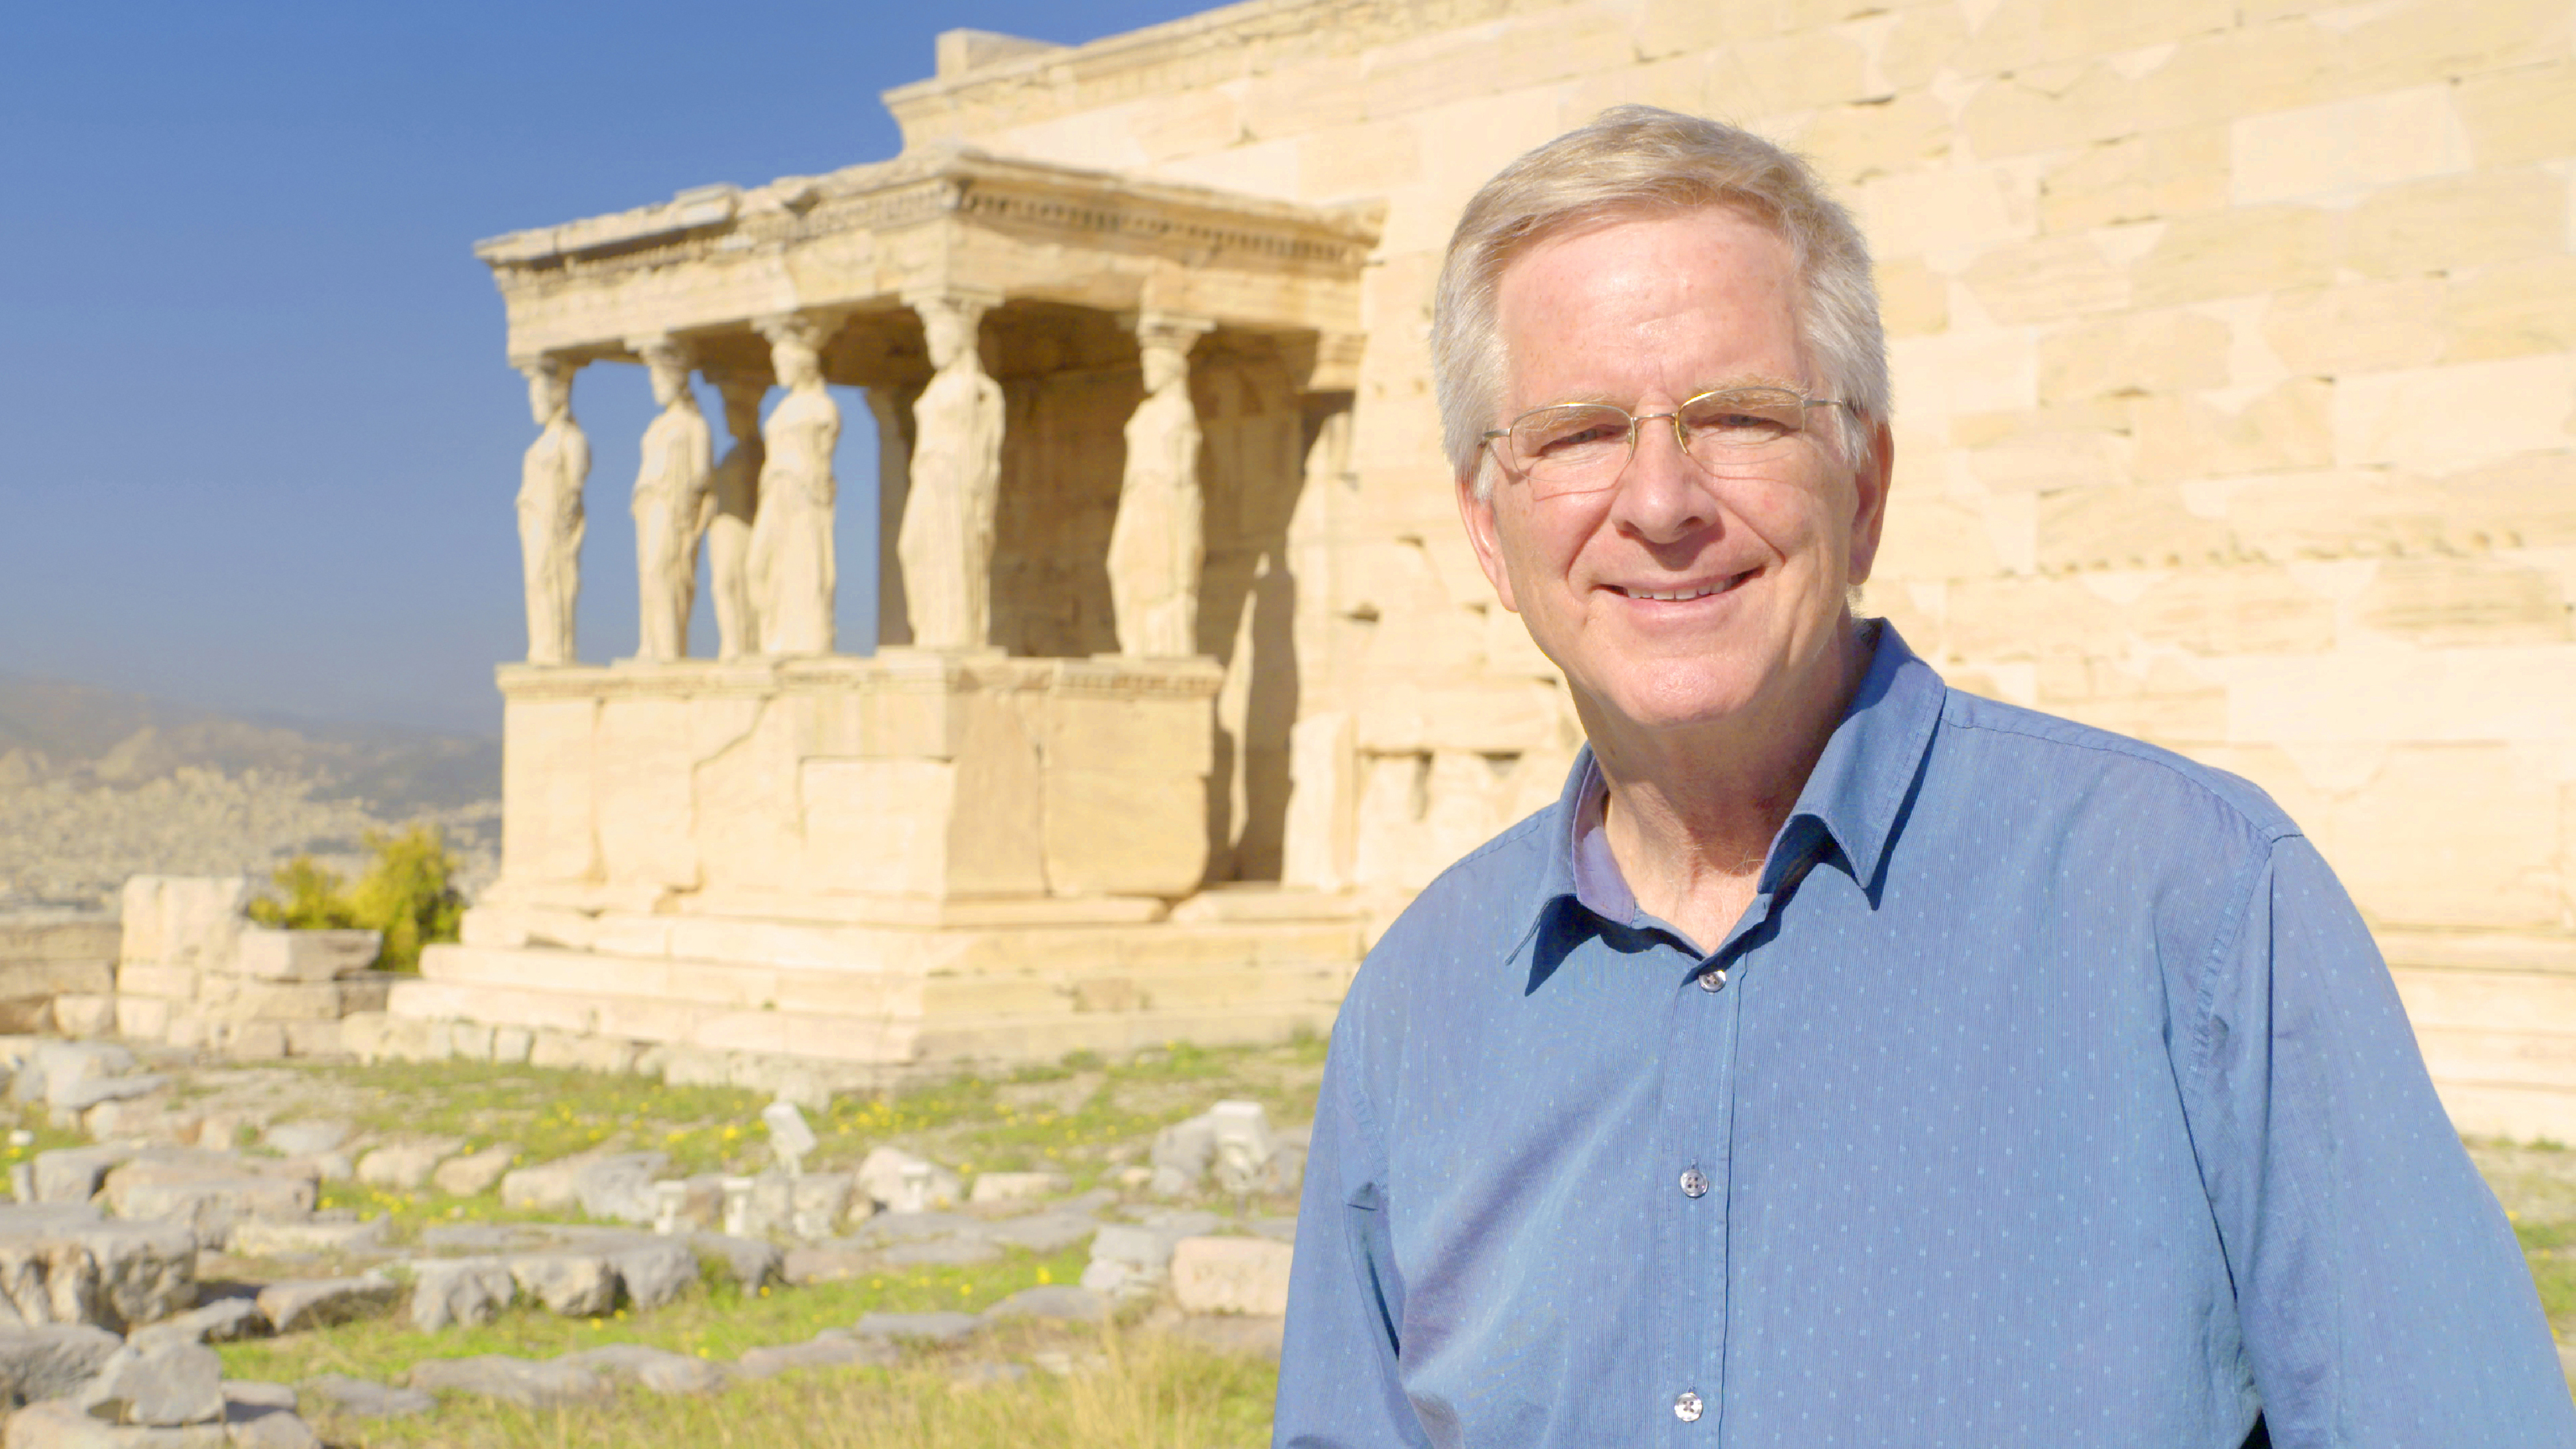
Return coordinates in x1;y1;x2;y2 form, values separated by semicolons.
898;292;1005;651
746;315;840;657
705;371;767;660
629;336;714;662
514;355;588;666
1107;315;1215;658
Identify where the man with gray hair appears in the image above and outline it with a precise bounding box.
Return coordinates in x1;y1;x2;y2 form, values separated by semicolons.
1274;107;2570;1446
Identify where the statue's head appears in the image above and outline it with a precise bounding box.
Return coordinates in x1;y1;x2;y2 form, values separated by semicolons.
637;338;694;409
519;359;570;425
922;305;976;372
773;338;822;390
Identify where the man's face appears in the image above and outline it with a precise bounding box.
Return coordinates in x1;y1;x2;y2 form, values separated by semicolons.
1458;208;1892;745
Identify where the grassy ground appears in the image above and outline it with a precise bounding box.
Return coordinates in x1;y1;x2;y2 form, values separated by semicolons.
278;1036;1328;1237
2520;1220;2576;1334
184;1040;1327;1444
2472;1140;2576;1347
216;1245;1093;1387
53;1042;2576;1443
297;1325;1280;1449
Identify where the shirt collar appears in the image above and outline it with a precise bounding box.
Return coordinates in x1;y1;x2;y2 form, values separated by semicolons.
1523;622;1947;946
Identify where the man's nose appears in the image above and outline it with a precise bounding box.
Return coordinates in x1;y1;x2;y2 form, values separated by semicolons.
1610;414;1715;540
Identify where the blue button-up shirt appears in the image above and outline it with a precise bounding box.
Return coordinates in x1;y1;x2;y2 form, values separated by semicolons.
1277;627;2572;1447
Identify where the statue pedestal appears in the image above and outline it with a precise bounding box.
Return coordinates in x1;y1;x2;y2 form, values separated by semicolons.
376;653;1361;1083
492;651;1224;904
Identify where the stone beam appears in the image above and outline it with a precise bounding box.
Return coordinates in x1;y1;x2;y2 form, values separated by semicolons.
474;150;1376;360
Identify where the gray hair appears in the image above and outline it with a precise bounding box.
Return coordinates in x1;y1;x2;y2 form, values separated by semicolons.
1432;106;1889;496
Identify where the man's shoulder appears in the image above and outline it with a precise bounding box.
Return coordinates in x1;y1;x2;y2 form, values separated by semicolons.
1932;686;2299;842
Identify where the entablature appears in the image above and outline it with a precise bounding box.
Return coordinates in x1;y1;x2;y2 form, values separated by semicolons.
476;145;1380;366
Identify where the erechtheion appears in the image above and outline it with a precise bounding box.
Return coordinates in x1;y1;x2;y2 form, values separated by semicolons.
366;0;2576;1134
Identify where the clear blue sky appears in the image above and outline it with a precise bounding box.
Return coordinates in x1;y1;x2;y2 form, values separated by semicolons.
0;1;1212;735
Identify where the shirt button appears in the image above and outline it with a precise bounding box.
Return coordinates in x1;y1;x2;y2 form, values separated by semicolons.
1673;1389;1704;1422
1697;966;1726;992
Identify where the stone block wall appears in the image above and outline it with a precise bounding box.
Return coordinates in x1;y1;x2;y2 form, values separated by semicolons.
889;0;2576;942
0;915;119;1034
105;877;388;1059
493;656;1224;911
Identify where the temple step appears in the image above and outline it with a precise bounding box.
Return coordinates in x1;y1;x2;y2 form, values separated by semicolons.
457;903;1363;976
386;929;1357;1070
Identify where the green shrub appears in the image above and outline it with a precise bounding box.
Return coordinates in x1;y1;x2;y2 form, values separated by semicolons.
247;824;465;972
350;824;466;972
246;857;359;931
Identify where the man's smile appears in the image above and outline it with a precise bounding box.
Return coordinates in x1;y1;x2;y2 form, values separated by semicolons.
1606;568;1754;603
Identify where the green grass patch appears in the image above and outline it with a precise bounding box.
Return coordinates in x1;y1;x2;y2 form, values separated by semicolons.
297;1324;1277;1449
0;1109;89;1162
293;1059;772;1174
2514;1219;2576;1339
217;1243;1091;1387
815;1036;1330;1185
283;1036;1325;1195
311;1182;594;1236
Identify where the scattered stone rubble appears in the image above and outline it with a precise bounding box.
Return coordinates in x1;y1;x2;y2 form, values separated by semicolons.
1146;1100;1307;1197
0;1037;1311;1441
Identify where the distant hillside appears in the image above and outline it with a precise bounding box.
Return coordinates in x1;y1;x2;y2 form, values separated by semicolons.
0;677;499;813
0;677;499;914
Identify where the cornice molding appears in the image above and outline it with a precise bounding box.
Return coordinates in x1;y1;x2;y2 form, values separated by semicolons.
475;147;1378;303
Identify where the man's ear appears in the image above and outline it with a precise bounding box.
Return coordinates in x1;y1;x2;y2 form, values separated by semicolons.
1455;464;1520;614
1847;419;1895;586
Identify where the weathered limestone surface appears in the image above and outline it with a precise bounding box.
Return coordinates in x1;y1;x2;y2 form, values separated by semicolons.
0;1326;121;1411
1169;1235;1294;1316
254;1276;399;1335
485;655;1224;907
0;1206;195;1333
103;1154;316;1255
77;1339;223;1428
0;919;115;1034
112;884;385;1063
381;903;1356;1077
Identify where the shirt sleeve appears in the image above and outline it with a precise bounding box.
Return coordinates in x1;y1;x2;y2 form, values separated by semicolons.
2180;831;2576;1445
1274;1020;1427;1449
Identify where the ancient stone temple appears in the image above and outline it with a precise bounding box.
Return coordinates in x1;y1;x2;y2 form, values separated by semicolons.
379;145;1381;1085
381;0;2576;1131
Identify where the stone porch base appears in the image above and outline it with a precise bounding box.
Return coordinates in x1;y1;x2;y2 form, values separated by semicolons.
356;887;1364;1096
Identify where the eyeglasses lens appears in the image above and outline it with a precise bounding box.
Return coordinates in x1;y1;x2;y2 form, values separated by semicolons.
1506;389;1811;496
